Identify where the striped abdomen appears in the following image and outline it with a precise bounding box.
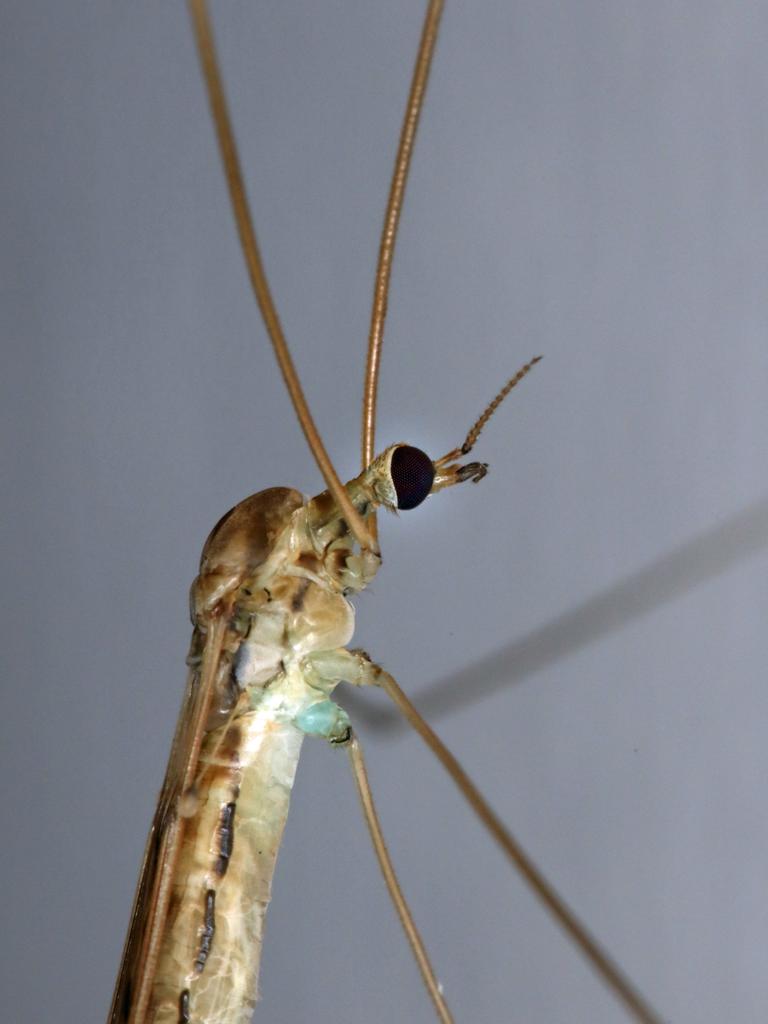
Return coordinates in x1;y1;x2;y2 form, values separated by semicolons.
148;693;305;1024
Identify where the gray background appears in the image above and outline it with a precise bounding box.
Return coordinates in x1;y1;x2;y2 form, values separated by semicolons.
2;2;767;1022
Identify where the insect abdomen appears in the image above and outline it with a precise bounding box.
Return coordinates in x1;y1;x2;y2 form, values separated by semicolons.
148;698;305;1023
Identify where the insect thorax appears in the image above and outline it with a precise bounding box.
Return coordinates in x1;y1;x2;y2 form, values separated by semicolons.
187;478;382;741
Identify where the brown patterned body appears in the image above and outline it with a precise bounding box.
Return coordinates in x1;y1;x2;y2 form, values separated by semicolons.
149;690;305;1023
110;464;392;1023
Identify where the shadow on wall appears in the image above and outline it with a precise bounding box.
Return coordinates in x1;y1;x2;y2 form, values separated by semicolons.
343;496;768;731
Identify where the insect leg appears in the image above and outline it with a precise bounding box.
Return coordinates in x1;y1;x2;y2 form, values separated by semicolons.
302;649;662;1020
297;649;453;1018
347;733;453;1024
188;0;376;555
327;651;664;1023
301;648;381;691
295;648;381;741
375;668;664;1024
361;0;445;475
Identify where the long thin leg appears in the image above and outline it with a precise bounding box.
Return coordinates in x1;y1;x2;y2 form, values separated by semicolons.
361;0;445;480
347;734;454;1024
188;0;375;555
377;671;664;1024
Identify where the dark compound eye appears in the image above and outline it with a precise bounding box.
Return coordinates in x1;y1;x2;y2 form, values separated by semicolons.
390;446;435;510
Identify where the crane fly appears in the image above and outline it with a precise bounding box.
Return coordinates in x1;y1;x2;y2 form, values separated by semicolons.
107;3;664;1022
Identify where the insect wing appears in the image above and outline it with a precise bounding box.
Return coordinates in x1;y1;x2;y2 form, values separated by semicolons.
108;617;227;1024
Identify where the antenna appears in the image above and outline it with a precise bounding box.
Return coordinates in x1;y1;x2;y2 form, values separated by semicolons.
461;355;542;455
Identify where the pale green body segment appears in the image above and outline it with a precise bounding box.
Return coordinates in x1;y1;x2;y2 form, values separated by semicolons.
294;698;350;739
